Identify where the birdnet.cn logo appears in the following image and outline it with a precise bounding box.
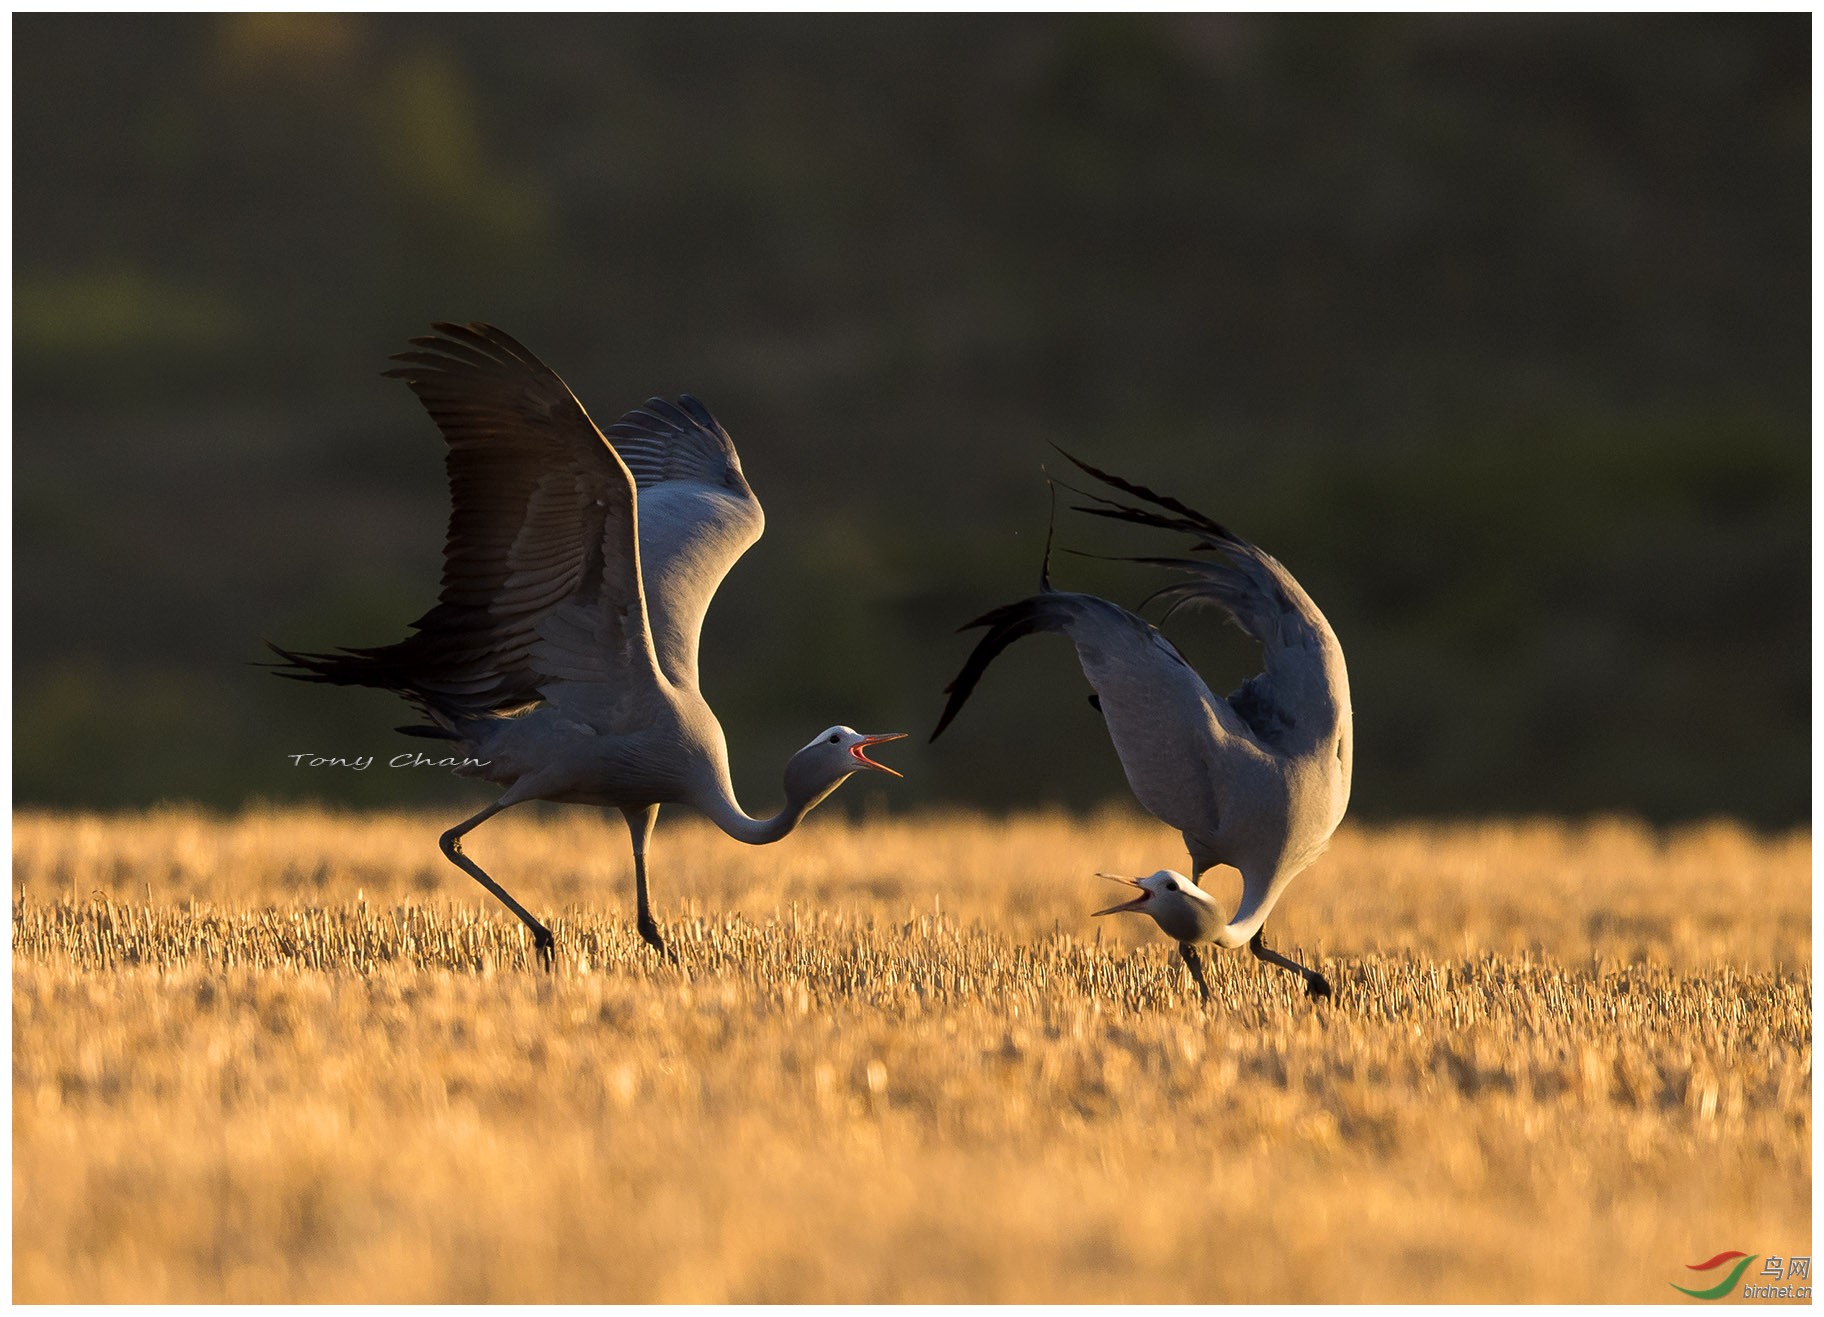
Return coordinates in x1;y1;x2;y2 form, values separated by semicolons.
1671;1252;1811;1301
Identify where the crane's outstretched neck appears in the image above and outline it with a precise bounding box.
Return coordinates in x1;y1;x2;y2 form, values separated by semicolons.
691;757;846;847
1213;911;1269;951
1204;855;1322;950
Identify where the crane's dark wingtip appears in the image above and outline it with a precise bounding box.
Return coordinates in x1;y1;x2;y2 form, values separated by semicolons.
249;638;296;671
260;639;323;680
931;593;1075;748
928;689;970;743
928;686;959;742
953;610;1003;634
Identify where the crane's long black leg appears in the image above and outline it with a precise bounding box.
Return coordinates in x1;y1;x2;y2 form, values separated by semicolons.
1249;927;1331;999
440;800;556;972
622;805;676;963
633;851;677;964
1179;943;1213;1004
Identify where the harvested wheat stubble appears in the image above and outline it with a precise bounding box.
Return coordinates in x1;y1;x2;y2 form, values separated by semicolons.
12;808;1812;1302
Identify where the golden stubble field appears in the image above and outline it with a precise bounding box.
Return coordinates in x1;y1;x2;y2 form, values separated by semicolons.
11;806;1812;1303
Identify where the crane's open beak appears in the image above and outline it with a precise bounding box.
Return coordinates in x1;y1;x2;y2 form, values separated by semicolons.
850;732;907;777
1091;872;1150;917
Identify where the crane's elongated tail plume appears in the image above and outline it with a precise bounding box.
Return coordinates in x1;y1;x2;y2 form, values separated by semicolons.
1051;545;1271;637
261;639;416;693
1040;474;1058;592
262;640;476;736
1050;445;1241;545
1048;451;1319;651
1129;556;1271;635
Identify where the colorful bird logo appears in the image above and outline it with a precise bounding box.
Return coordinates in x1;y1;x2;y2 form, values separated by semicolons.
1672;1251;1758;1300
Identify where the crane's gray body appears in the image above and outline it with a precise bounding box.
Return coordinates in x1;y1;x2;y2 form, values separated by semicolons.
269;323;901;958
933;457;1352;952
1041;586;1349;947
456;683;724;811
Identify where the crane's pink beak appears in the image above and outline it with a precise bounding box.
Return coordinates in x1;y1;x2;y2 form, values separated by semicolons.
851;732;907;778
1091;872;1150;917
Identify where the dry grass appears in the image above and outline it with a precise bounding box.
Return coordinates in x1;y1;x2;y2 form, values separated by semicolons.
12;806;1812;1302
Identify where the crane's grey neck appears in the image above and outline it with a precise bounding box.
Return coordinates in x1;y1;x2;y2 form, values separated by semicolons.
1211;910;1264;950
694;757;847;846
1204;860;1313;950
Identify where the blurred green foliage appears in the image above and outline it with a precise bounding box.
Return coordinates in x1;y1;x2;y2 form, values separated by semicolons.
13;14;1808;823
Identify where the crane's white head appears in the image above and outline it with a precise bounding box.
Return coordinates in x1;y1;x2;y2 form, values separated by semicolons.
1092;869;1223;945
800;725;906;777
783;726;906;807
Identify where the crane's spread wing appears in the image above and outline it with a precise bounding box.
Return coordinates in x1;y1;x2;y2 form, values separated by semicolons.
1056;450;1347;756
269;323;660;720
929;587;1257;839
602;397;764;686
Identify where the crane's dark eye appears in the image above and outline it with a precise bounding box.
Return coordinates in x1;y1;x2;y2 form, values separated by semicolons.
1164;880;1178;891
828;734;840;744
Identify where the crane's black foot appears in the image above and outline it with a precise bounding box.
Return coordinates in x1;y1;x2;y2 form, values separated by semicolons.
534;927;557;974
637;918;680;964
1304;971;1332;999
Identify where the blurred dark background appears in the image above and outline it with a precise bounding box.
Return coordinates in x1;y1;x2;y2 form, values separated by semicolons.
14;13;1809;823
